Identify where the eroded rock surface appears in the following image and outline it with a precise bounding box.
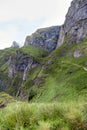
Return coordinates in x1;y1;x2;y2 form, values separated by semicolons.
57;0;87;47
24;26;61;52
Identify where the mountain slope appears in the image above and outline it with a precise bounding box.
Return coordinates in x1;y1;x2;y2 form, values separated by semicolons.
0;46;48;98
0;41;87;130
0;0;87;129
26;41;87;103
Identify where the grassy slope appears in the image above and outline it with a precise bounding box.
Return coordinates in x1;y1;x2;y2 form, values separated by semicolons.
20;45;48;63
0;102;87;130
28;42;87;103
0;42;87;129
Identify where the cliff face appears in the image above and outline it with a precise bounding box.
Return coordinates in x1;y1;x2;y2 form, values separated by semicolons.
24;0;87;50
24;26;61;52
57;0;87;47
0;47;45;97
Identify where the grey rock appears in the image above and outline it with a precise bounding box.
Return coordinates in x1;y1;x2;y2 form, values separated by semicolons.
24;26;61;52
23;59;33;81
8;56;16;78
16;54;33;71
57;26;65;47
8;51;40;82
11;41;19;48
57;0;87;47
73;50;82;58
47;60;53;65
31;63;39;69
42;65;46;71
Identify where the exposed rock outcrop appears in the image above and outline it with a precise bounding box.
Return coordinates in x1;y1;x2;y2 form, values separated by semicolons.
8;51;39;79
23;59;33;81
8;56;16;78
73;50;82;58
11;41;19;48
24;26;61;52
57;0;87;47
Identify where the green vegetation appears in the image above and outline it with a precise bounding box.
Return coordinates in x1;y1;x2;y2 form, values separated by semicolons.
0;102;86;130
0;92;16;108
21;45;48;63
0;47;17;71
0;46;48;97
0;41;87;129
28;42;87;103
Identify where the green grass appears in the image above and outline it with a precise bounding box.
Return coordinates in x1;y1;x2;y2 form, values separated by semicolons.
0;41;87;129
0;101;86;130
29;42;87;103
20;45;48;63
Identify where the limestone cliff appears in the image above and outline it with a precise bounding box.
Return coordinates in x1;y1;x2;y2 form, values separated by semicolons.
24;26;60;52
57;0;87;47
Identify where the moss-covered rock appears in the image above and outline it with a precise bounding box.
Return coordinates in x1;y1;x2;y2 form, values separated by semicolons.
0;46;48;98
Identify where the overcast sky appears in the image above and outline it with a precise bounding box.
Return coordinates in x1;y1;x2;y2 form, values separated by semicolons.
0;0;72;49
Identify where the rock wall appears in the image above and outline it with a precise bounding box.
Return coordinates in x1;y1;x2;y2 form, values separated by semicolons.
57;0;87;47
8;50;40;82
24;26;61;52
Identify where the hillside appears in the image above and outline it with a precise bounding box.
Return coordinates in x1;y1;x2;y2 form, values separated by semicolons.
0;41;87;130
0;0;87;129
29;42;87;103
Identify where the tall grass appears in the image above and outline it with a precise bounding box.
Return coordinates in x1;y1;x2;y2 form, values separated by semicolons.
0;101;87;130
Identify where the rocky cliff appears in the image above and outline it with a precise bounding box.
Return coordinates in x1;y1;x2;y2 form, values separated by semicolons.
57;0;87;47
24;0;87;50
24;26;60;52
0;46;47;98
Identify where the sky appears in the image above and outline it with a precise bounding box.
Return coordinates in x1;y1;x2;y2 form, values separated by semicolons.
0;0;72;49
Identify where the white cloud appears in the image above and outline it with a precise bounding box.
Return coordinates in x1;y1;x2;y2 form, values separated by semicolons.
0;26;19;49
0;0;72;49
0;0;72;23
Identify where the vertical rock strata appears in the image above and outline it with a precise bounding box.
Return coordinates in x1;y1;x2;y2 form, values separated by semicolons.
57;0;87;47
